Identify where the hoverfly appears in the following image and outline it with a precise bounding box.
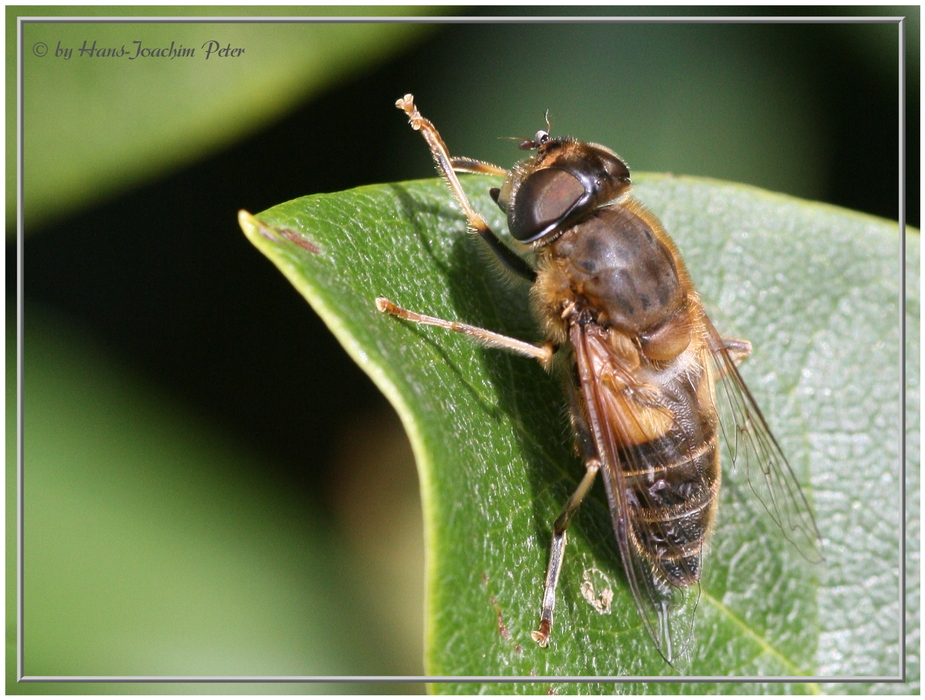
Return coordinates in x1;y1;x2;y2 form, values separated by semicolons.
377;94;822;664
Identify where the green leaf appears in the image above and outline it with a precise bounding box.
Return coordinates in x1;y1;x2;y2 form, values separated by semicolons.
240;174;916;692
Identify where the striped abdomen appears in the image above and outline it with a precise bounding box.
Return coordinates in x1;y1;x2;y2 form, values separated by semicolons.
617;345;721;590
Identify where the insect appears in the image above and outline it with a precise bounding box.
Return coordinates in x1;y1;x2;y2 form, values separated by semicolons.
378;94;822;664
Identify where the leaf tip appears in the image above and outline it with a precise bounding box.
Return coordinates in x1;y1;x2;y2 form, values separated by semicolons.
238;209;278;245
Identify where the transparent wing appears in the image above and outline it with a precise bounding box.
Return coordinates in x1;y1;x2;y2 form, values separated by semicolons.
599;444;702;667
705;321;823;563
571;323;705;666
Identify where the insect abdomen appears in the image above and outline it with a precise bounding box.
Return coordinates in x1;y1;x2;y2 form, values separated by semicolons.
625;428;720;589
581;316;722;591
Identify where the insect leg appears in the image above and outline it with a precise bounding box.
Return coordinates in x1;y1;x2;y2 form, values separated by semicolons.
396;94;536;282
532;379;600;647
707;330;752;378
721;337;751;367
376;297;555;369
532;457;600;647
449;156;508;176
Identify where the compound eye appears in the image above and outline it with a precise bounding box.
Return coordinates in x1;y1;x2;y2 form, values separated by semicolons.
509;167;586;242
534;129;549;145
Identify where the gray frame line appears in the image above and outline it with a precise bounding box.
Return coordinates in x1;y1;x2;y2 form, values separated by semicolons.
18;15;905;24
16;8;25;688
16;12;909;686
897;14;908;685
18;675;907;684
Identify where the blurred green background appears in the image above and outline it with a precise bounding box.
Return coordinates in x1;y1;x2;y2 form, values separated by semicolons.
11;6;917;693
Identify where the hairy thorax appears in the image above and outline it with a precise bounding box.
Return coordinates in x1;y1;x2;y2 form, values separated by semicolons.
531;197;695;366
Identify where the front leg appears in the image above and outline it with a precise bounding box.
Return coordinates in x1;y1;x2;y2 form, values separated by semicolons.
396;94;536;282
